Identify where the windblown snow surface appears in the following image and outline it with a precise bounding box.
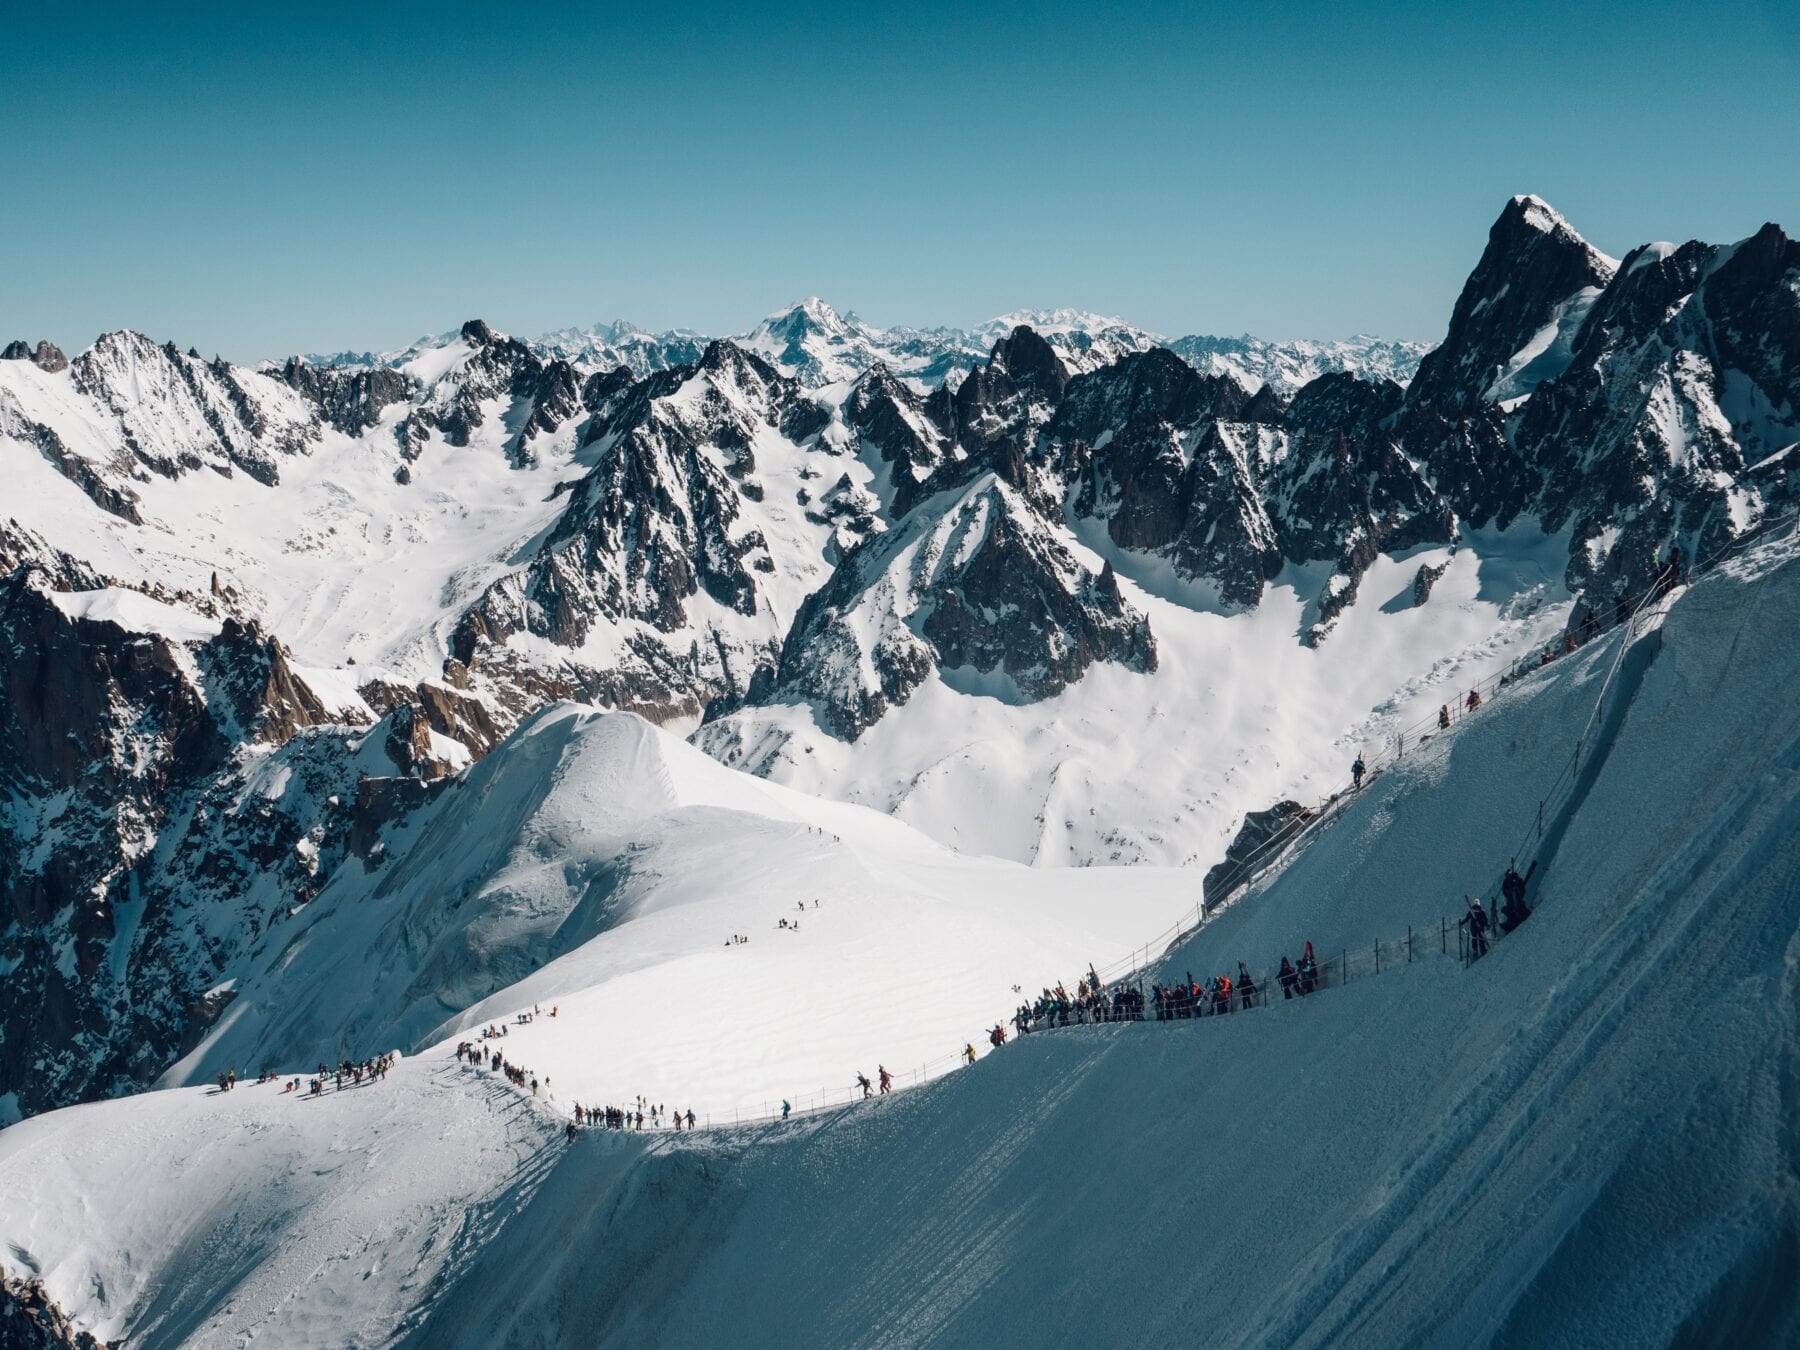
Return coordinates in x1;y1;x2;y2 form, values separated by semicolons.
2;531;1797;1348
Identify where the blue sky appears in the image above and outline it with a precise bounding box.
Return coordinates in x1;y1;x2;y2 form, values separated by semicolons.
6;1;1799;360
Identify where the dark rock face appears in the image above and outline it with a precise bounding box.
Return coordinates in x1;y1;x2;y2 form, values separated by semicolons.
1393;196;1617;531
1;339;68;372
1048;346;1248;446
843;363;950;512
920;510;1155;698
768;474;1155;741
923;326;1074;461
196;617;343;744
397;319;584;464
1406;195;1616;417
449;341;832;729
1042;196;1793;642
0;564;363;1119
280;357;411;435
1412;560;1450;607
1053;352;1447;628
0;1261;114;1349
1510;226;1800;604
1203;800;1311;907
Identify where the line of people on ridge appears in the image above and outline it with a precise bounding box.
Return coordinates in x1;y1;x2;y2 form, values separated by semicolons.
1155;948;1316;1018
458;1041;549;1096
467;864;1543;1133
571;1100;696;1133
1002;965;1148;1038
217;1052;395;1097
458;1039;710;1137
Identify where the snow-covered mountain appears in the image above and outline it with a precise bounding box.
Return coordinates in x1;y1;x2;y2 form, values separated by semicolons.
4;527;1796;1347
303;302;1423;398
4;194;1799;1137
1164;331;1433;395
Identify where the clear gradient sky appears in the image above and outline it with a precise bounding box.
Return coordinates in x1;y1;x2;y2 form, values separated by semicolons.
6;1;1799;361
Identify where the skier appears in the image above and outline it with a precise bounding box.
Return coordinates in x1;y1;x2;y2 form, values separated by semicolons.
1277;956;1298;1000
685;1109;696;1129
781;1100;791;1121
857;1072;873;1100
1466;688;1482;712
1460;895;1491;960
1237;961;1258;1009
1297;941;1318;995
1438;704;1451;730
1351;756;1366;790
1500;861;1536;933
964;1043;977;1065
878;1066;893;1095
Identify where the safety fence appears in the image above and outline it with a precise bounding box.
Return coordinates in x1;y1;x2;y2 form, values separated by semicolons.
460;913;1491;1135
464;509;1798;1136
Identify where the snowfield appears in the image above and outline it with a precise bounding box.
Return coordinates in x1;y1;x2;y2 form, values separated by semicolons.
161;706;1200;1122
4;526;1796;1348
701;521;1574;867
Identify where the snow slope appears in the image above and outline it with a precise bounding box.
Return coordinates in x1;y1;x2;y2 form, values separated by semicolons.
702;522;1574;867
162;706;1198;1121
5;525;1795;1348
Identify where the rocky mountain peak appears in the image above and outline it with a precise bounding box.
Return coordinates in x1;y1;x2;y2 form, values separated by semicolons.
989;324;1070;406
2;339;69;372
1406;195;1617;416
761;473;1156;740
761;297;850;341
459;318;497;345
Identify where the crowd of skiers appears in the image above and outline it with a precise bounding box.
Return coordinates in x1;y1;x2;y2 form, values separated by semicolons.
220;1052;395;1098
212;1058;396;1101
1001;968;1149;1036
570;1100;694;1133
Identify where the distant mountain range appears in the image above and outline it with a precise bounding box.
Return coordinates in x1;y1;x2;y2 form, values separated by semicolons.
307;300;1431;397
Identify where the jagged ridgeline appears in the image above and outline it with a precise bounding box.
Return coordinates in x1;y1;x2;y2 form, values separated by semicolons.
3;196;1799;1121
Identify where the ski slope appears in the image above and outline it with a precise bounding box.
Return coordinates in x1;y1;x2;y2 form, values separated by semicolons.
4;526;1795;1348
